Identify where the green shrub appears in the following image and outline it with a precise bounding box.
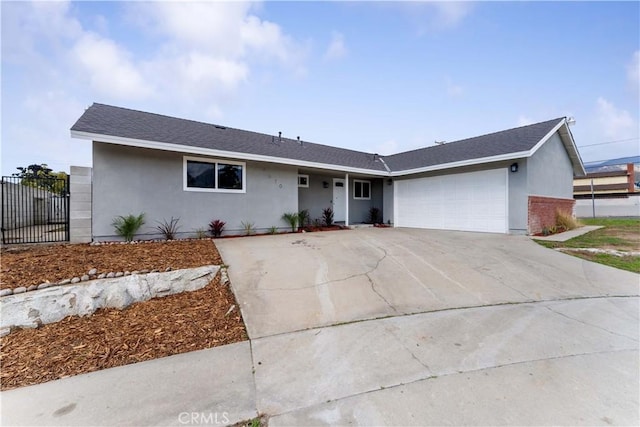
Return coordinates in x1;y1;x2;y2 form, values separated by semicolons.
367;207;381;224
241;221;255;236
112;213;145;241
322;207;334;227
298;209;310;230
193;227;208;239
155;217;180;240
282;212;298;232
268;226;278;234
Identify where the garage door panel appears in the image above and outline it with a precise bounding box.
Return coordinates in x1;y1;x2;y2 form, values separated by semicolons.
396;168;508;233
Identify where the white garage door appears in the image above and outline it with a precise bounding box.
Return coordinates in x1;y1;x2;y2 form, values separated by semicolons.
395;168;508;233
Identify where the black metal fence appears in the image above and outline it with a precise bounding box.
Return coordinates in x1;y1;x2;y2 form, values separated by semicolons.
1;175;70;244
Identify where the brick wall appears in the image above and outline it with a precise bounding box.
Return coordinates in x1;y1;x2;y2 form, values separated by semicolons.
528;195;575;235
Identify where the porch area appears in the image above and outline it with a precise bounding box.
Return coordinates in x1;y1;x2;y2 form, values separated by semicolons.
297;169;392;226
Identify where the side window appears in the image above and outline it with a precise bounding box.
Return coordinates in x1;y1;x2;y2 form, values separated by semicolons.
184;157;245;193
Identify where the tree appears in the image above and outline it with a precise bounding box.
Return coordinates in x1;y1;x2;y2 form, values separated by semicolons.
12;164;68;195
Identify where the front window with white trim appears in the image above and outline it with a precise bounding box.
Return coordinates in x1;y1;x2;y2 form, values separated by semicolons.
353;179;371;200
184;157;246;193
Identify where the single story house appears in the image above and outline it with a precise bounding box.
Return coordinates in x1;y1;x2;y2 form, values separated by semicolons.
70;103;585;240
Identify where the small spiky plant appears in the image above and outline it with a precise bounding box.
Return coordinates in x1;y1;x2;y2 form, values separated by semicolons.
282;212;298;232
112;213;145;242
209;219;226;237
322;207;334;227
155;217;180;240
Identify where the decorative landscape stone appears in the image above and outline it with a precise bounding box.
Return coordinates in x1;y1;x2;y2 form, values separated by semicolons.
1;265;219;331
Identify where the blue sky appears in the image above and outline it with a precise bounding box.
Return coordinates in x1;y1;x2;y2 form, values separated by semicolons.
2;1;638;174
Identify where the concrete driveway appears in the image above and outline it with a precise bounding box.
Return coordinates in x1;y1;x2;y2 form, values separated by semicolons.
3;228;637;426
218;227;639;425
218;228;637;338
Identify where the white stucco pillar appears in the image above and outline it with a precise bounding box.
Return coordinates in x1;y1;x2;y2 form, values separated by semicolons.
345;173;349;226
70;166;92;243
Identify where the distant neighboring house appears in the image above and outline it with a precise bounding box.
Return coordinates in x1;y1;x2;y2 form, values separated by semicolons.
70;104;585;239
573;157;640;218
574;158;639;198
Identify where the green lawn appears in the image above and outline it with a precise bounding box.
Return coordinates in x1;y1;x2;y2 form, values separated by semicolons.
535;218;640;273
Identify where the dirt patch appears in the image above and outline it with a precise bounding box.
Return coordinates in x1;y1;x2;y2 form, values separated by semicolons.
0;273;247;390
1;239;223;290
603;230;640;251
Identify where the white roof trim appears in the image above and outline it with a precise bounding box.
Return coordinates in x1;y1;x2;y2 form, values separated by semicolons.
527;119;565;157
528;119;586;176
390;118;585;177
70;130;389;177
389;151;531;177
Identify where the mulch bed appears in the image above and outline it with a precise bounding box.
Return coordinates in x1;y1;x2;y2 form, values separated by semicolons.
0;273;247;390
1;239;223;290
0;238;248;390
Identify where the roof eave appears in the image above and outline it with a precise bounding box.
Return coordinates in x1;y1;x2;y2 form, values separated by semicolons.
526;119;586;176
70;130;389;176
557;122;587;177
389;151;532;177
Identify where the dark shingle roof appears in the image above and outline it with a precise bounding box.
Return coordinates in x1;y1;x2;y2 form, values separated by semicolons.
71;103;566;174
382;118;564;172
71;103;388;172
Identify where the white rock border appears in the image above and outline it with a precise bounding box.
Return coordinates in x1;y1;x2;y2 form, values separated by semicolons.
0;265;221;337
557;247;640;257
1;237;221;296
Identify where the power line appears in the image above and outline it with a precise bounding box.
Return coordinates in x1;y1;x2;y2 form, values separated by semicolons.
578;137;639;148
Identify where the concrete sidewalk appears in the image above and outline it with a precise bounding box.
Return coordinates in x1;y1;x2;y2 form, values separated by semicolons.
1;342;257;426
532;225;603;242
2;296;638;426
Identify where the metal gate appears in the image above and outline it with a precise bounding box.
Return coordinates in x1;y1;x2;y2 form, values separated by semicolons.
1;175;70;244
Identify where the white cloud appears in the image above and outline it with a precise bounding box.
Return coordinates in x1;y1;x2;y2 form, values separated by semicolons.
393;1;474;34
1;0;307;174
72;33;152;99
517;115;534;127
431;2;474;29
627;50;639;93
124;1;308;99
1;1;81;65
595;97;637;140
445;76;463;97
324;32;348;61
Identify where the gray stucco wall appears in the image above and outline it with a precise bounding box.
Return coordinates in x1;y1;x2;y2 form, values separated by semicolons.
92;143;298;240
298;173;335;223
527;133;574;199
348;177;384;224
